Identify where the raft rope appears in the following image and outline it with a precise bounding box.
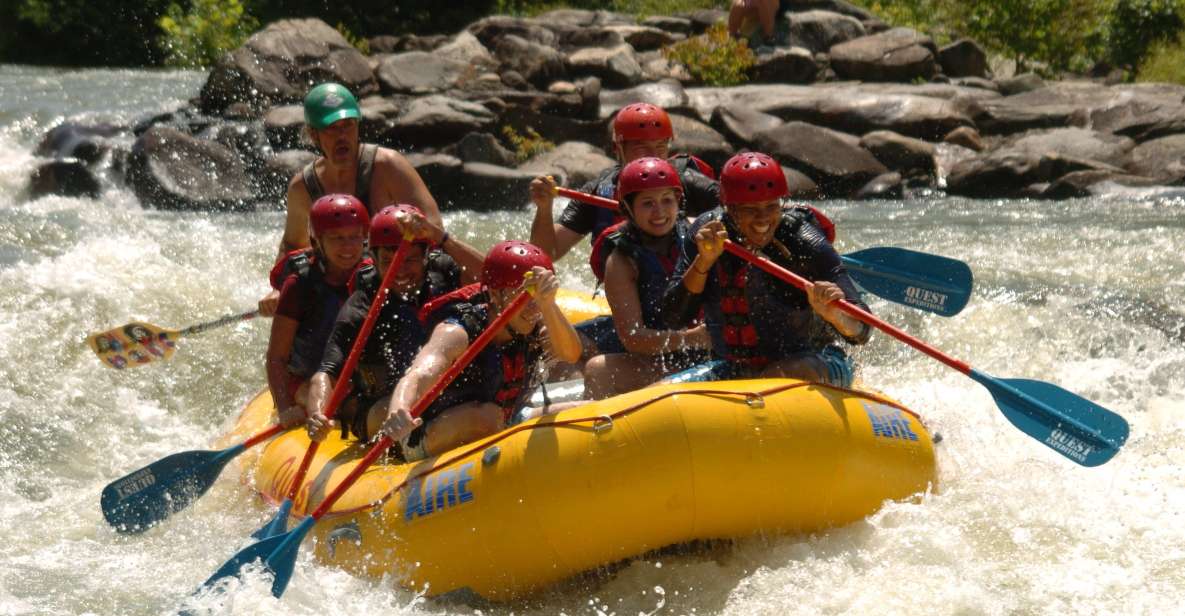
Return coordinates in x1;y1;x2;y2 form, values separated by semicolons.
316;380;926;517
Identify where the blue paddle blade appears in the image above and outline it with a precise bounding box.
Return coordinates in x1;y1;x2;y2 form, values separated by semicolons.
266;516;316;598
970;371;1130;467
198;530;291;592
101;444;244;533
250;498;293;540
843;247;973;317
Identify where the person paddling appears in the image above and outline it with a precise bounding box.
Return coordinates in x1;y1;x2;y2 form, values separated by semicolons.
583;158;711;399
259;82;442;315
304;204;484;442
268;194;369;428
662;152;871;385
378;241;583;461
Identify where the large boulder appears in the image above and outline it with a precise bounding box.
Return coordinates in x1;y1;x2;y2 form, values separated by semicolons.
785;1;876;21
375;51;471;95
945;151;1049;198
786;10;866;54
1043;170;1161;199
859;130;936;178
641;15;693;36
754;121;888;196
670;114;733;170
518;141;615;187
262;104;307;150
28;160;102;200
710;105;784;148
604;24;682;51
599;79;691;119
126;126;254;211
494;35;568;89
750;47;818;84
810;91;971;140
452;163;538;210
199;19;375;115
435;31;497;68
1089;91;1185;142
469;15;558;48
453;132;518;167
406;153;464;199
1127;134;1185;183
535;8;633;28
566;45;643;88
258;149;317;203
938;39;988;78
1004;128;1135;169
34;123;124;164
387;96;497;150
829;28;937;83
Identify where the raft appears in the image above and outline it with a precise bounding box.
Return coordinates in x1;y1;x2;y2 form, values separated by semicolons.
221;378;937;600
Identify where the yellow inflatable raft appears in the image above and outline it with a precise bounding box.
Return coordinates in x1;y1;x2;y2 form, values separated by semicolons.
221;378;937;600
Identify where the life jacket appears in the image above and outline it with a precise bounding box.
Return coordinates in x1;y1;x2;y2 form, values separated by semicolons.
301;143;379;214
585;169;626;245
589;220;687;330
282;253;370;379
670;153;716;180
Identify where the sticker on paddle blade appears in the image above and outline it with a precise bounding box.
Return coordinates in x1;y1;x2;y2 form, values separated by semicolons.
87;322;177;368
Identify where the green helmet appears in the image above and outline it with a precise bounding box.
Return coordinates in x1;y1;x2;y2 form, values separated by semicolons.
303;83;360;130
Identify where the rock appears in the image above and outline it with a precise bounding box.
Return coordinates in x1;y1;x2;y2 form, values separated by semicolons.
495;35;568;89
579;77;603;118
933;143;978;187
436;31;496;68
258;150;316;203
201;122;272;173
944;126;984;151
783;165;821;198
28;160;102;199
453;163;538;210
406;153;464;198
786;10;866;54
1043;170;1162;199
375;51;472;95
642;15;693;36
683;9;727;34
1090;93;1185;142
829;28;937;83
751;47;818;84
603;24;681;52
638;51;695;84
34;123;124;164
454;132;517;167
126;126;253;211
945;150;1051;198
951;77;998;92
566;45;643;88
811;91;972;140
599;80;690;119
468;15;558;48
536;8;632;28
501;70;529;90
367;34;449;54
1127;134;1185;183
786;0;876;21
388;96;497;150
754;121;888;196
357;95;404;141
670;114;733;170
501;109;609;149
549;81;580;95
938;39;988;78
262;105;307;150
199;19;375;115
862;17;890;34
560;28;627;50
1005;128;1135;169
996;73;1045;95
854;171;904;199
710;104;784;148
859;130;935;178
973;92;1080;136
518;141;615;187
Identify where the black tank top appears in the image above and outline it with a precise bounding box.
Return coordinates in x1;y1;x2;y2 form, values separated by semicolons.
301;143;379;213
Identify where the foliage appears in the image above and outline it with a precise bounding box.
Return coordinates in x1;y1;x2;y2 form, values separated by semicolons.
502;126;555;163
1136;33;1185;83
663;22;755;86
1104;0;1185;69
158;0;258;68
5;0;174;66
335;22;370;56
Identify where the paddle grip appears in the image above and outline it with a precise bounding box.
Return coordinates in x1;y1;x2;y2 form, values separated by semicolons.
556;187;620;211
307;290;533;521
722;241;974;375
283;233;417;502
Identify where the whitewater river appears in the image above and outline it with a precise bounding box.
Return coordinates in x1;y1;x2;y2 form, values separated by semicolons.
1;65;1182;615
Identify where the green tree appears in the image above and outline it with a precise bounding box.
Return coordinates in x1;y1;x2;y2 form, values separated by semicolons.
158;0;259;68
1105;0;1185;69
5;0;174;66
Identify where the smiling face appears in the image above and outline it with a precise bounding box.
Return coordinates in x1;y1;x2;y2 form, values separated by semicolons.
312;118;360;166
625;187;680;237
615;138;670;163
726;199;782;248
316;225;366;271
376;243;427;296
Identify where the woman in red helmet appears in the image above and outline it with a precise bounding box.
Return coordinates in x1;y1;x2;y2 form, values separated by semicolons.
378;241;583;461
662;152;871;385
267;194;370;429
303;204;485;443
583;157;711;399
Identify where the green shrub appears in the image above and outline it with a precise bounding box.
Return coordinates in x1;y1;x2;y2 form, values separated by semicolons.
1104;0;1185;69
663;22;755;86
502;126;555;162
1137;33;1185;83
158;0;258;68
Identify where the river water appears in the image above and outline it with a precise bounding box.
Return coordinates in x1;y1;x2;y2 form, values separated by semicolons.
1;64;1182;615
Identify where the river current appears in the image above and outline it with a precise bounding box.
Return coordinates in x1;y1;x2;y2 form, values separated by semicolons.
0;65;1182;615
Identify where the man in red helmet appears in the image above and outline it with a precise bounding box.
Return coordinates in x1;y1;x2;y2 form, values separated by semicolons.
303;204;485;443
528;102;719;263
259;82;443;316
268;194;370;428
662;152;871;386
377;241;583;461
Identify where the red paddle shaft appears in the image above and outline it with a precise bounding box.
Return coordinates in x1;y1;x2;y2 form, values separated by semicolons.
556;187;619;211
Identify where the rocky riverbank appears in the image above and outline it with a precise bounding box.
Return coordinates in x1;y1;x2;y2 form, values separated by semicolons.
26;3;1185;210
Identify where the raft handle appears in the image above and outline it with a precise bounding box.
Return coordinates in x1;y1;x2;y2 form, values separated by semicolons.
745;393;766;409
592;415;614;434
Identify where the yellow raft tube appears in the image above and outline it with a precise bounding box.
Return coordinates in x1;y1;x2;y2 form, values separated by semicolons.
220;377;937;600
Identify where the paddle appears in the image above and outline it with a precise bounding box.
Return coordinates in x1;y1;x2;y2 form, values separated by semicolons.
199;286;535;598
722;240;1129;467
101;424;284;533
251;232;417;540
555;187;973;317
87;310;259;369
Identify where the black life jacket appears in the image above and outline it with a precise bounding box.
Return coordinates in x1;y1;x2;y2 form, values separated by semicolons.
280;253;369;379
301;143;379;214
589;220;687;330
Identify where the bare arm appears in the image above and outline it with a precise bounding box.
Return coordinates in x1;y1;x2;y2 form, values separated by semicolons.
304;371;335;441
280;174;313;260
528;175;585;261
266;315;304;426
380;321;470;440
373;149;442;227
605;251;708;355
530;267;583;364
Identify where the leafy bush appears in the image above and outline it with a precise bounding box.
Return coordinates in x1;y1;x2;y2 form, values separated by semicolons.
5;0;174;66
158;0;258;68
335;22;370;55
1104;0;1185;69
1137;33;1185;83
663;22;755;86
502;126;555;162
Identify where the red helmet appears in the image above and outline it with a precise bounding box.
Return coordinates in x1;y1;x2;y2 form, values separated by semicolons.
309;194;368;238
719;152;789;206
616;157;684;203
612;103;674;143
482;241;554;290
369;204;428;248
